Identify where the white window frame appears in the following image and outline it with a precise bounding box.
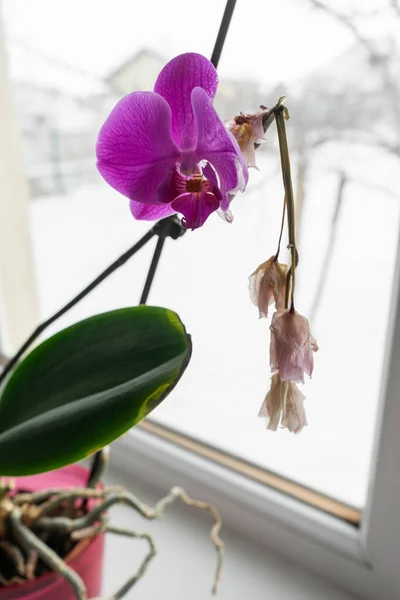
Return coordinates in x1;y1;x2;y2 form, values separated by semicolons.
0;13;38;353
111;228;400;600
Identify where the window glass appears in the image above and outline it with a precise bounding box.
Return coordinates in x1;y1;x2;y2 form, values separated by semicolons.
3;0;399;507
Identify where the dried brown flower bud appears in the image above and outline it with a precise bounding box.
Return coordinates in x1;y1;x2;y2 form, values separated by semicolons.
226;108;268;168
249;257;287;318
258;373;307;434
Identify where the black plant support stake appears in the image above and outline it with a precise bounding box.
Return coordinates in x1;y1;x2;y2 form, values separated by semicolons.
139;216;187;305
0;227;157;387
210;0;237;69
87;0;238;485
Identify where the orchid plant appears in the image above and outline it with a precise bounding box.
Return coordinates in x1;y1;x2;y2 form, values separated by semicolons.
97;53;319;435
0;41;318;599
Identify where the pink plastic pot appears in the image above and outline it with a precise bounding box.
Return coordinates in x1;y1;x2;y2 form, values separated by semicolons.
0;464;104;600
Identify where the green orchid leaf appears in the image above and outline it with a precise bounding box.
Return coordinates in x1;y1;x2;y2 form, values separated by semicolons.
0;306;191;475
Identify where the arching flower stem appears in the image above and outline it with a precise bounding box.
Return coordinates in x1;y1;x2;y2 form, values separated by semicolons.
273;98;297;312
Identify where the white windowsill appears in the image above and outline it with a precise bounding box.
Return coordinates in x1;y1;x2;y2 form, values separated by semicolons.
110;427;396;600
105;447;358;600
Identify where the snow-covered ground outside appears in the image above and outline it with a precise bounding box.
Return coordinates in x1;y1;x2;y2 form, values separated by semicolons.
28;143;400;508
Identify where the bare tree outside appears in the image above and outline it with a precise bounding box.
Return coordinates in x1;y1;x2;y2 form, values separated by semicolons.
284;0;400;321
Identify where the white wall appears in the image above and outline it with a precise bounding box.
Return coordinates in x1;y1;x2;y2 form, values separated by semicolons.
0;5;38;352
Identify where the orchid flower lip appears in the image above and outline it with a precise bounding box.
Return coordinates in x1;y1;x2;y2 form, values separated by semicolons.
96;52;249;229
161;165;222;229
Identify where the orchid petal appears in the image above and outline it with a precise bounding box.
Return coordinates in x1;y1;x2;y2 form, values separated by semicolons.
259;374;308;434
202;162;218;187
281;382;307;434
240;141;258;170
260;373;282;431
154;53;218;152
129;199;176;221
201;162;222;203
155;167;188;205
191;87;248;210
171;191;219;230
202;162;221;201
217;208;234;223
249;258;287;318
270;310;314;384
96;92;180;204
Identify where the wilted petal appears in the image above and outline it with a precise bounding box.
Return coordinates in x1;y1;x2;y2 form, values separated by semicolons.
227;109;268;168
311;336;319;352
258;397;269;419
240;137;258;169
259;374;308;434
258;373;282;431
229;122;257;168
270;310;314;384
249;260;272;315
96;92;180;204
281;382;307;434
274;273;287;311
248;112;266;143
191;87;248;210
154;53;218;152
249;257;287;318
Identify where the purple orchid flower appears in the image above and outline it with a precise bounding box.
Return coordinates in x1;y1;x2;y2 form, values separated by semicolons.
96;53;248;230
